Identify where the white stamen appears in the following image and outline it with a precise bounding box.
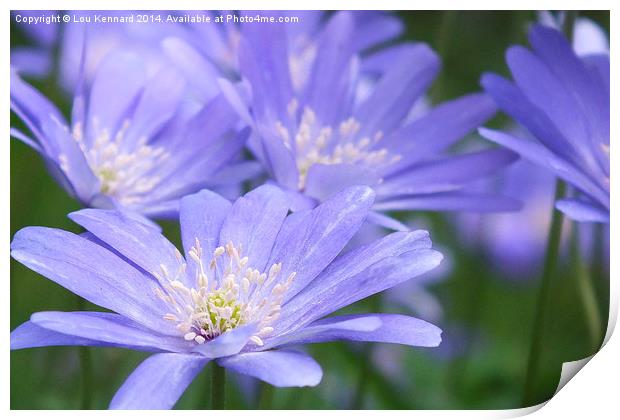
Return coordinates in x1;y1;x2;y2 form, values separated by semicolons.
275;104;400;190
71;117;168;206
157;239;295;347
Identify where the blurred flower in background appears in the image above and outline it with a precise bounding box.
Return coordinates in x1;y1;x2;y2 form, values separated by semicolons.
480;24;610;223
225;11;520;231
10;46;253;218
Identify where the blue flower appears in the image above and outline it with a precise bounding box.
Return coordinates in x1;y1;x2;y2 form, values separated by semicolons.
223;11;520;228
11;50;252;218
11;184;443;409
480;25;610;223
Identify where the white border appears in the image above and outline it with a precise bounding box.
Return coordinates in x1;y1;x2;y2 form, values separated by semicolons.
2;1;616;418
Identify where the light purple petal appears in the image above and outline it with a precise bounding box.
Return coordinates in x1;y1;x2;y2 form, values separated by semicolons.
304;163;381;202
68;208;183;283
110;353;208;409
556;198;609;223
374;192;522;213
11;321;105;350
384;93;497;171
180;189;232;287
219;185;291;273
379;148;518;197
86;51;146;142
268;185;376;303
10;227;172;333
354;43;439;137
304;11;356;125
30;311;191;353
479;127;609;209
218;350;322;387
278;230;442;333
268;314;442;348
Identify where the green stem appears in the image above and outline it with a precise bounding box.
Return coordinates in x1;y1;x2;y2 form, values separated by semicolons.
258;382;274;409
571;224;603;351
522;180;566;407
350;295;382;409
430;11;457;103
76;296;93;409
211;364;226;409
563;11;578;42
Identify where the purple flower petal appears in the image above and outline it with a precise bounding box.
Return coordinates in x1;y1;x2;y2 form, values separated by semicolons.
11;321;105;350
304;11;356;125
278;230;442;332
374;192;522;213
86;51;146;142
556;198;610;223
304;163;381;202
354;43;439;137
30;311;191;353
267;313;442;348
10;227;172;333
110;353;208;409
218;350;322;387
384;93;497;170
69;208;183;283
379;148;518;197
268;185;375;303
219;185;291;273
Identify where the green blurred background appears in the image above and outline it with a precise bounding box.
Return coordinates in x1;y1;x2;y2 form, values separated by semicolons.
10;10;610;409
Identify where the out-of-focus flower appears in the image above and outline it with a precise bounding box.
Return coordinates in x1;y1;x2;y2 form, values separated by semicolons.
168;11;403;85
11;10;59;77
224;11;520;228
480;25;610;223
538;11;609;56
10;50;250;218
11;185;443;409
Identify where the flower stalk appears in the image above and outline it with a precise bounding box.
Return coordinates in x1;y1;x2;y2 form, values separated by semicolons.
522;180;566;406
211;364;226;409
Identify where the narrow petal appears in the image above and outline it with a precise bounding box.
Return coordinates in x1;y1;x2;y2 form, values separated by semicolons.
267;314;442;348
304;11;356;125
218;350;322;387
278;230;442;332
68;209;183;283
10;227;172;333
11;321;104;350
304;163;381;202
180;189;231;287
30;311;191;353
354;43;440;137
384;93;497;171
379;148;518;197
268;185;376;303
374;192;522;212
219;185;291;273
556;199;609;223
86;51;146;140
110;353;208;409
479;127;609;209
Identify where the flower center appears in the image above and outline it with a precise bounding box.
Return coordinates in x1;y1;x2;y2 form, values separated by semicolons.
154;240;295;346
275;102;400;190
70;119;169;205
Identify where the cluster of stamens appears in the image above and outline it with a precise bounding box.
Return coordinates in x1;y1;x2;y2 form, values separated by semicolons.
275;101;401;189
69;118;169;205
153;239;295;346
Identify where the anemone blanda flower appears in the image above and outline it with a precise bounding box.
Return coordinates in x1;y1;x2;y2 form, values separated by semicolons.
11;184;443;409
11;49;252;219
165;10;403;86
480;24;610;223
222;11;520;228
